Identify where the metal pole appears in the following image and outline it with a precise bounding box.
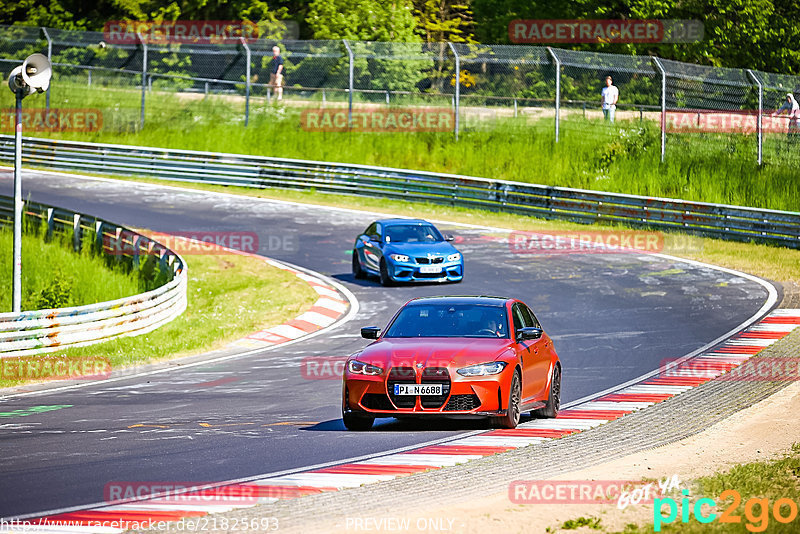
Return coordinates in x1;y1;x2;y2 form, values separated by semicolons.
447;42;460;140
747;69;763;165
138;33;147;128
547;47;560;142
343;40;354;128
240;38;251;127
12;89;23;312
41;28;52;113
652;57;667;163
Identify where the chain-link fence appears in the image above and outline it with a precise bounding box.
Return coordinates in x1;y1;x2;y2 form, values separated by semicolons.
2;24;799;166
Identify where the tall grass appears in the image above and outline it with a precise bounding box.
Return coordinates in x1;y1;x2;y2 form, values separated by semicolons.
0;225;140;312
3;79;799;212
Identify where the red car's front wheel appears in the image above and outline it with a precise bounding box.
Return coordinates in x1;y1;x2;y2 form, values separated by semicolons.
493;370;521;429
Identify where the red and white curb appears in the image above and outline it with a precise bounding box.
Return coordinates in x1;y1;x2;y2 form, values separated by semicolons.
11;308;798;532
225;257;350;350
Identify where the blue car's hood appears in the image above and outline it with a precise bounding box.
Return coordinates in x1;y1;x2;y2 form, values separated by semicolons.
384;241;458;256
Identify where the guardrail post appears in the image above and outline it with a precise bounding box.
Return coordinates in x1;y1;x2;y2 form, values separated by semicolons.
239;37;251;127
447;42;460;141
46;208;54;241
132;235;140;268
41;28;52;113
72;213;82;251
138;32;148;129
652;57;667;163
547;47;560;142
747;69;763;165
95;221;104;253
343;40;354;128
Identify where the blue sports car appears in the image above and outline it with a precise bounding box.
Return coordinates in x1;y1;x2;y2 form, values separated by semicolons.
352;219;464;286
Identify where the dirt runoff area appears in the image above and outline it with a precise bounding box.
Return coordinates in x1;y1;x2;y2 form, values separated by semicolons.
326;379;800;534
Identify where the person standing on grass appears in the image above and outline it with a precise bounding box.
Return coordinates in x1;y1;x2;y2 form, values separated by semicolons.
601;75;619;123
269;45;284;101
772;93;800;140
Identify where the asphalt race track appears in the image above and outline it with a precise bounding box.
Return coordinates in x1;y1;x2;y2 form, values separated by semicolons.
0;170;776;518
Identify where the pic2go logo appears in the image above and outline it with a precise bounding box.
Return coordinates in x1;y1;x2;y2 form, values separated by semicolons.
654;489;799;532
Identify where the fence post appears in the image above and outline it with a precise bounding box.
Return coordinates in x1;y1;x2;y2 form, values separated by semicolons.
72;213;82;252
343;39;354;128
240;37;251;127
41;28;52;113
546;47;560;142
138;32;148;129
652;57;667;163
747;69;763;165
447;41;460;141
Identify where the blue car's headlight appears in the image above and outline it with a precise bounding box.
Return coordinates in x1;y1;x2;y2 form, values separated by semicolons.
347;359;384;376
447;253;461;262
457;361;507;376
389;254;410;262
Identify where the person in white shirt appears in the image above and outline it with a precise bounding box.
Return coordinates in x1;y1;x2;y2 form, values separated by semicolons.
772;93;800;139
601;76;619;123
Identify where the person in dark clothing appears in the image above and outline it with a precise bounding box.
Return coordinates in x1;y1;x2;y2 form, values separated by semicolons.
269;46;284;101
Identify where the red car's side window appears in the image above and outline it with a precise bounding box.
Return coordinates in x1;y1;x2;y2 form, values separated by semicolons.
511;304;525;334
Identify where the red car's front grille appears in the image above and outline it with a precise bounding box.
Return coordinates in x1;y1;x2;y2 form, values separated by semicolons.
385;366;452;410
387;367;416;408
420;367;450;408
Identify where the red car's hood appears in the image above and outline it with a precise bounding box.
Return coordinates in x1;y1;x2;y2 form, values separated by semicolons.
356;337;514;369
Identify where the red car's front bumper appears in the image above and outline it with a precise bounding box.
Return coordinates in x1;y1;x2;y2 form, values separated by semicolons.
342;366;514;416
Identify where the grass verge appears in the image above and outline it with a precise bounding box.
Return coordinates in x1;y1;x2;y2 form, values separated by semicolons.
4;82;799;211
0;225;141;311
608;443;800;533
0;251;319;389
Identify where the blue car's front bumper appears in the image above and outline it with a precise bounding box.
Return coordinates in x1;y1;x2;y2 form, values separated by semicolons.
385;259;463;282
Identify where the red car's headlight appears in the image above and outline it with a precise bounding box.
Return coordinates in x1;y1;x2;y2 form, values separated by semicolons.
457;361;507;376
347;359;384;376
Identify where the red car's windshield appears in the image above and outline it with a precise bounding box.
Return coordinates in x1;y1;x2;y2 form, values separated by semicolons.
384;304;509;338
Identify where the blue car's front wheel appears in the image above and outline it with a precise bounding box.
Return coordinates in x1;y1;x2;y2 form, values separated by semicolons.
352;250;366;279
379;259;394;287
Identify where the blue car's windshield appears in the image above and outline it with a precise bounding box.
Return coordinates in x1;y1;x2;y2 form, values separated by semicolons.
385;224;443;244
384;304;509;338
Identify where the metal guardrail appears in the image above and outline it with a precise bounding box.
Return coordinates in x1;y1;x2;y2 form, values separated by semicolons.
0;135;798;248
0;195;187;357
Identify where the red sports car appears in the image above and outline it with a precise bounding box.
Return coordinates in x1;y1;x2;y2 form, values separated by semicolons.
342;296;561;430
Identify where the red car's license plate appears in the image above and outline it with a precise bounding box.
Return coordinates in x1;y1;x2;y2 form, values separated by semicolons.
393;384;443;396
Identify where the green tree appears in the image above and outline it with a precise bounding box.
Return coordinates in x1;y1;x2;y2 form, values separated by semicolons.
306;0;418;41
413;0;475;43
